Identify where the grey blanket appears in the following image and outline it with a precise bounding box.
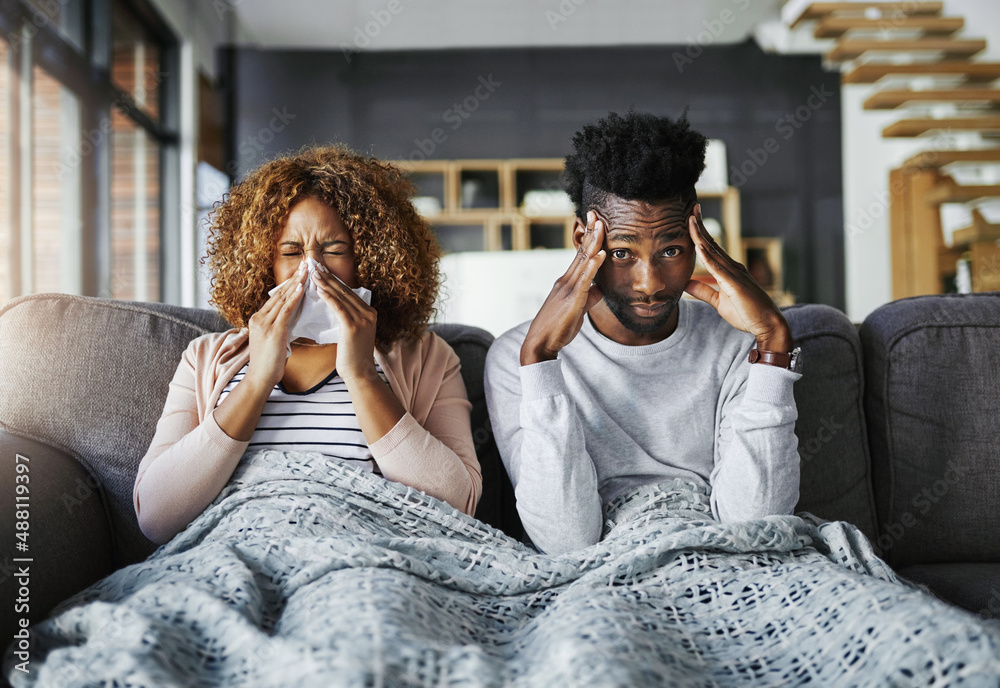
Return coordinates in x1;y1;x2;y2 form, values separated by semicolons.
6;450;1000;687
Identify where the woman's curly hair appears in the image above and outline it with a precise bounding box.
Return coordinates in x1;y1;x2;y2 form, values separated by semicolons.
205;145;441;349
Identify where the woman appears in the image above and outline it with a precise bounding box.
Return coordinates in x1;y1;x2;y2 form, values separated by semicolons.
133;145;482;544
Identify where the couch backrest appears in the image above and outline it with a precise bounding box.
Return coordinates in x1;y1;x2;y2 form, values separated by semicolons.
0;294;521;568
785;304;878;543
861;293;1000;568
0;295;231;566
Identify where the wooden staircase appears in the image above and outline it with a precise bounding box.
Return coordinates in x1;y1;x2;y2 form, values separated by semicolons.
788;1;1000;297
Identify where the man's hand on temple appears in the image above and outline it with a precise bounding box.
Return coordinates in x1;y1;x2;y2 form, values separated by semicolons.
520;211;607;365
683;204;792;352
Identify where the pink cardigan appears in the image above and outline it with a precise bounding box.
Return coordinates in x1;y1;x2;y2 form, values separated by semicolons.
134;328;482;542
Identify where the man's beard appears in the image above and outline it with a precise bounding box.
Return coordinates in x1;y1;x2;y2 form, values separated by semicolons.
600;286;682;335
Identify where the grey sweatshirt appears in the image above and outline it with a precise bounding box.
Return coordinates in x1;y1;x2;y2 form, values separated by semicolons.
484;299;802;554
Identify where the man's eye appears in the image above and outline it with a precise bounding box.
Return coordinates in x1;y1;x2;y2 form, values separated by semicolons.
611;249;630;260
664;247;681;258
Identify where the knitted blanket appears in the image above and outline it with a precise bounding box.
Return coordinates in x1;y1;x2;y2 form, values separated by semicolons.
6;450;1000;687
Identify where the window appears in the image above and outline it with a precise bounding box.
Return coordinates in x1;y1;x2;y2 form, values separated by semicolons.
111;110;160;300
111;0;161;123
0;0;177;307
32;65;81;294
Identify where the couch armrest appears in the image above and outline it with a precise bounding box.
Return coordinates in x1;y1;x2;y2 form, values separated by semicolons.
0;428;116;644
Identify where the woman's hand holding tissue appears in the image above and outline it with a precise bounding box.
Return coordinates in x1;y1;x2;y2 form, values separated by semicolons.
310;266;380;385
247;263;308;391
212;264;307;443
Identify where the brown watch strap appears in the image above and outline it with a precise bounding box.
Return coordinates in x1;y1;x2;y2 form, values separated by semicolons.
748;349;792;368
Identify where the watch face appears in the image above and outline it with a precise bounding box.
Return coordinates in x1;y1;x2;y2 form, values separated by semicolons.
789;346;803;373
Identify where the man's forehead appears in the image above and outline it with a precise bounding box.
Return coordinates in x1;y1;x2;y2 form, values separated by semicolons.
598;195;693;230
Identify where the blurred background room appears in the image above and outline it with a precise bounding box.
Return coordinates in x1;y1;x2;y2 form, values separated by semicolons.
1;0;999;336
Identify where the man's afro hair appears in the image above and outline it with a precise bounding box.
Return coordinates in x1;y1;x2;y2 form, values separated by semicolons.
563;110;708;219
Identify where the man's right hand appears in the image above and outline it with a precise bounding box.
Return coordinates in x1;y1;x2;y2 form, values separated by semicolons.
520;211;606;366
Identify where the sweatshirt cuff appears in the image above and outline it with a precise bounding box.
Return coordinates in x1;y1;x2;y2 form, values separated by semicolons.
519;359;569;401
744;362;801;405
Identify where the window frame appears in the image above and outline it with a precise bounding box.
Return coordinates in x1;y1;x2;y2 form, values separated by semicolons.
0;0;179;302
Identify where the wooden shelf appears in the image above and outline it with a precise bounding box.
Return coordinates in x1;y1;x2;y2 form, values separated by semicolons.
925;176;1000;203
902;148;1000;170
938;246;964;276
827;38;985;62
790;2;943;29
742;238;784;294
864;88;1000;109
883;116;1000;137
890;167;946;297
952;209;1000;245
970;241;1000;292
842;61;1000;83
886;167;1000;295
814;16;962;39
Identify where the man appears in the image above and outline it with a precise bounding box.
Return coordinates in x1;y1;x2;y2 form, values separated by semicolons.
484;111;802;555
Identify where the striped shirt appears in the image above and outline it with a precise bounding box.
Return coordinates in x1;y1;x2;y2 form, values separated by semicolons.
217;362;389;474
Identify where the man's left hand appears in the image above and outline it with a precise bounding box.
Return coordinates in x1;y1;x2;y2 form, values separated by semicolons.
684;204;792;352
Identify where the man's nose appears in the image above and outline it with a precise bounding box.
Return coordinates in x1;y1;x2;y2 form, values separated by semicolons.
633;261;665;296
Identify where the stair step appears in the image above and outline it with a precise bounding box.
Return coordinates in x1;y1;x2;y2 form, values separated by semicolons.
926;176;1000;203
864;88;1000;109
843;61;1000;83
828;38;986;62
902;148;1000;170
883;116;1000;137
814;16;962;38
952;209;1000;245
790;2;943;29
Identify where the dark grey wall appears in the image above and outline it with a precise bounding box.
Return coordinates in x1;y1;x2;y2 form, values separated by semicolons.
224;40;843;308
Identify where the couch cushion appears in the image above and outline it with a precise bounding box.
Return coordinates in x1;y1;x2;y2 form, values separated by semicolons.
784;304;878;544
0;429;117;645
861;293;1000;568
896;563;1000;619
0;295;230;567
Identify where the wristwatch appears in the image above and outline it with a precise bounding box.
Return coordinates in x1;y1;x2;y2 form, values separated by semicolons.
748;346;802;373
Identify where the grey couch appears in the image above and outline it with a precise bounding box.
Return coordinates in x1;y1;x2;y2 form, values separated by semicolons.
1;292;998;652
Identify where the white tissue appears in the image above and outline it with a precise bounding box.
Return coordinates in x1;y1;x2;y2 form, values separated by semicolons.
267;257;372;349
